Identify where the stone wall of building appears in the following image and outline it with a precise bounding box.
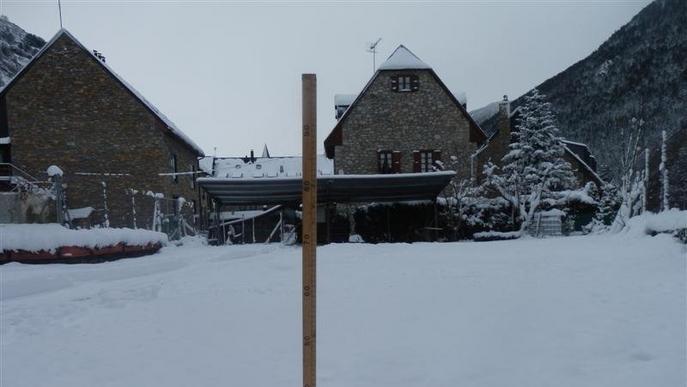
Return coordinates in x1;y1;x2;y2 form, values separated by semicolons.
4;33;202;230
473;104;511;183
333;70;479;180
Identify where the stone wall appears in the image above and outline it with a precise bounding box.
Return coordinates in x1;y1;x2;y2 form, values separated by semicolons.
3;33;202;229
333;70;479;180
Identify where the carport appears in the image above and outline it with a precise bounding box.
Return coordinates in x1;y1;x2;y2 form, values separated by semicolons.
197;170;455;243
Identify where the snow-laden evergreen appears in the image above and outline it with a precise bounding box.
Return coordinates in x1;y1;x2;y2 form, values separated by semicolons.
482;89;577;234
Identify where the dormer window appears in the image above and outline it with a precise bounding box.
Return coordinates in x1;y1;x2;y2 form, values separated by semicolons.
391;74;419;92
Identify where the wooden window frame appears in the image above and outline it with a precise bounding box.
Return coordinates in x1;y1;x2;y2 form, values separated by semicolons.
377;150;393;174
413;149;442;173
391;74;419;93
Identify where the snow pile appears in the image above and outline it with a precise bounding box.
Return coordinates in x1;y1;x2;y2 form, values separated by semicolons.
0;224;168;252
378;45;431;70
1;235;684;386
623;209;687;237
66;206;94;220
46;165;63;177
173;235;208;248
473;230;521;241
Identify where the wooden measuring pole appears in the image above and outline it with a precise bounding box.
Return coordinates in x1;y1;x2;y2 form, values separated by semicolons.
301;73;317;387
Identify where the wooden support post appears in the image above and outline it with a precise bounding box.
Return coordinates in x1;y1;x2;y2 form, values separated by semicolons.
301;73;317;387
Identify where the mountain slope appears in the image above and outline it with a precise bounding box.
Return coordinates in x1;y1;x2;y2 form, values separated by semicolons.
0;15;45;88
512;0;686;181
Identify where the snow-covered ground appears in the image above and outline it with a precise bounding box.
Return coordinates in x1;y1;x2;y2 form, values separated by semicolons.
1;234;684;387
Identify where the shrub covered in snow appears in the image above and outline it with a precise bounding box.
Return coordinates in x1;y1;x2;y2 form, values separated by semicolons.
622;209;687;243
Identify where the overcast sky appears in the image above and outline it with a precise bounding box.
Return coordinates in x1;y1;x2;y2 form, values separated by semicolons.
3;0;651;156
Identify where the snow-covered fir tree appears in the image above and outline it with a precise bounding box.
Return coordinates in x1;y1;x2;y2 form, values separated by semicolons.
482;89;577;234
585;183;621;233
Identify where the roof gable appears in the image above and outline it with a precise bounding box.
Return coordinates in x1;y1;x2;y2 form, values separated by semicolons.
0;29;204;156
378;45;432;70
324;49;487;158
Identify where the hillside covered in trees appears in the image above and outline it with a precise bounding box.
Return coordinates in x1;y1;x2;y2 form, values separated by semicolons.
0;16;45;88
511;0;685;182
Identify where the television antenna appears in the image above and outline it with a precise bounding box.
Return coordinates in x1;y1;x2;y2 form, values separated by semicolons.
366;38;382;73
57;0;63;29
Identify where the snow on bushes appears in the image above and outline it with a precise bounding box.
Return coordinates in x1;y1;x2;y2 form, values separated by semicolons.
0;224;168;252
622;209;687;242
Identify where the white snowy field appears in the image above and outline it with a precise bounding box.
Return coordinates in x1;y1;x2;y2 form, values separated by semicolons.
1;234;685;387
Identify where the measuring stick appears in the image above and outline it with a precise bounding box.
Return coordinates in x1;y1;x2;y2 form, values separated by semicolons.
301;73;317;387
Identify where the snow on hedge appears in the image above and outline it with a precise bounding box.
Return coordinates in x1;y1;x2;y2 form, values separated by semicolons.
624;209;687;236
0;224;168;252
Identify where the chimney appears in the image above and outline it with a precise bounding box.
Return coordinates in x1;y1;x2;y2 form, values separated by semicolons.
498;94;510;117
496;95;512;153
250;149;255;163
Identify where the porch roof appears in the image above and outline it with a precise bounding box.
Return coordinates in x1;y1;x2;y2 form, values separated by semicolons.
197;171;455;206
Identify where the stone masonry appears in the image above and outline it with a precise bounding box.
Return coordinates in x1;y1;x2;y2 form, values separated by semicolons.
332;69;481;181
2;31;203;229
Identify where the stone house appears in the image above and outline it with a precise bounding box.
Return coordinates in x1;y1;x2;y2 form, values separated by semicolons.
0;29;205;231
324;45;487;179
473;97;603;187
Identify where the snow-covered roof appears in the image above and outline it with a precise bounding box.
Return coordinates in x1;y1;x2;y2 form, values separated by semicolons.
562;144;604;185
198;156;215;175
211;155;333;179
334;94;356;106
0;29;204;156
67;206;95;220
378;45;432;71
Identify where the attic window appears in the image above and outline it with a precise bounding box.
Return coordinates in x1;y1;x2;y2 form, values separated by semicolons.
391;75;419;92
